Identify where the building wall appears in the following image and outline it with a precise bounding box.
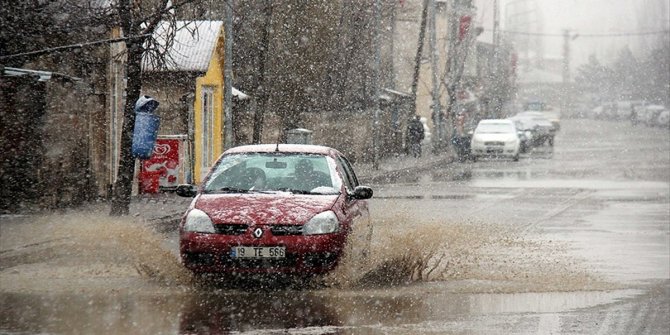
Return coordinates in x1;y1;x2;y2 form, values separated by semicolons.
41;80;101;207
0;77;46;212
0;75;104;212
141;71;196;136
193;33;225;182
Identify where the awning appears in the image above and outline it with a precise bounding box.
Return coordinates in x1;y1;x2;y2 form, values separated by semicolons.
2;66;81;82
232;87;250;100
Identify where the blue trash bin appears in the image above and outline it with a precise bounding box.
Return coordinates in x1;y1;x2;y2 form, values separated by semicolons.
132;96;160;159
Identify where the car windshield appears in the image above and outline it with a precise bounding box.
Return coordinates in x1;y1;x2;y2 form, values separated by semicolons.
476;123;515;134
202;152;342;195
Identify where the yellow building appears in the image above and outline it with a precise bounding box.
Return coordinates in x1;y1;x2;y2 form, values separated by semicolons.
145;21;228;183
193;25;226;182
115;21;251;189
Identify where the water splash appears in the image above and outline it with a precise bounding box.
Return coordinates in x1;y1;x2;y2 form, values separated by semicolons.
327;210;612;293
1;209;613;294
0;212;192;293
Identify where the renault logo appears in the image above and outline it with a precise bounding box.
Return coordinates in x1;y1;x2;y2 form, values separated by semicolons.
253;227;263;238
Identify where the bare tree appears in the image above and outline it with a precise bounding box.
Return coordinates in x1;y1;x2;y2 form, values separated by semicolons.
110;0;205;216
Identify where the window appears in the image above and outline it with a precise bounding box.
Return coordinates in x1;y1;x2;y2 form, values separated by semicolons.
201;87;214;178
336;155;359;191
203;153;342;194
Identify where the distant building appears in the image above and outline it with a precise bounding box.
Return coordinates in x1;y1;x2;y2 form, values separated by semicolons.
1;67;104;211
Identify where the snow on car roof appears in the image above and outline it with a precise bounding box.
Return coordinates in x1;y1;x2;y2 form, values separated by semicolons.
479;119;514;124
224;144;339;156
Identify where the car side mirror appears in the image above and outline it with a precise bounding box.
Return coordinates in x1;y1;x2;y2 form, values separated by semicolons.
176;184;198;197
351;186;373;200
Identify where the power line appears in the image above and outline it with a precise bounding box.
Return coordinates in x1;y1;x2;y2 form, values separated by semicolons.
489;29;670;38
0;34;152;61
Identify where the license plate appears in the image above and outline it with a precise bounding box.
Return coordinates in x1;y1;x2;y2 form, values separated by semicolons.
231;246;285;259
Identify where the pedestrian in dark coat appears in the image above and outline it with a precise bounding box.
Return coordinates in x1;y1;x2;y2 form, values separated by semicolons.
407;115;425;157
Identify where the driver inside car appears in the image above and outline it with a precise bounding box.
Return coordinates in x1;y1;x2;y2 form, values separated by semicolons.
293;159;327;192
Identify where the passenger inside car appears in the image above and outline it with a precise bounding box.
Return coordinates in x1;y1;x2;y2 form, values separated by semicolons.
242;167;266;190
293;158;331;191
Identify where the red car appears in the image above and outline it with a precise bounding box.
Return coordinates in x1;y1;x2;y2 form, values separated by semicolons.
176;144;373;278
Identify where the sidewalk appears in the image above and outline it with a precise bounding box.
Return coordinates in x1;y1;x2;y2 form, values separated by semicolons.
355;148;455;184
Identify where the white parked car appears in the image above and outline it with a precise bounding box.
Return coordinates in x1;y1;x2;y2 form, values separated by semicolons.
656;110;669;128
470;119;520;162
509;111;556;146
641;105;667;126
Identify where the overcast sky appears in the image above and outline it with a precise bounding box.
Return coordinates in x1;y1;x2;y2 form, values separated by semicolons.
475;0;670;68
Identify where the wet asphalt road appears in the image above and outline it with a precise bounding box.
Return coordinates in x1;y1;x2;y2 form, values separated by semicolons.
369;118;669;334
1;118;668;334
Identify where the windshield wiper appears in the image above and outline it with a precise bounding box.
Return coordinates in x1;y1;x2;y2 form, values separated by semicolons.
206;187;278;194
208;187;250;194
271;187;311;194
273;188;339;195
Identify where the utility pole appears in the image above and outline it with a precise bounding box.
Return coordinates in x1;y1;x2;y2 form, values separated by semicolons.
372;0;382;169
444;0;461;141
493;0;500;49
562;29;571;84
429;0;442;153
223;0;233;150
410;0;430;123
252;0;274;144
492;0;502;119
562;29;578;115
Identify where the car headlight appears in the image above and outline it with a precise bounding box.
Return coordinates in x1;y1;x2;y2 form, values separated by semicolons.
183;209;215;233
303;211;339;235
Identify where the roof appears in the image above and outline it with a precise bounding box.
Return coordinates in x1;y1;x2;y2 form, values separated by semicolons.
2;66;81;82
479;119;514;124
144;21;223;72
224;144;340;156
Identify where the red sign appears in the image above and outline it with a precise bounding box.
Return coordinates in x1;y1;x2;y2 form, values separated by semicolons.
139;139;181;193
459;15;472;41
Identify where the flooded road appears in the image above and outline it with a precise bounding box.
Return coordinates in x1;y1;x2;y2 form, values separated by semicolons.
1;119;669;334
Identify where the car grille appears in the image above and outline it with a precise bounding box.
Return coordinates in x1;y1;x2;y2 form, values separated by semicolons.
484;141;505;146
214;224;248;235
221;253;299;268
270;225;303;236
303;252;339;268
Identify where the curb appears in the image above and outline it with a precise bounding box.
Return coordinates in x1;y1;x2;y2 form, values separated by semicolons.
357;155;456;184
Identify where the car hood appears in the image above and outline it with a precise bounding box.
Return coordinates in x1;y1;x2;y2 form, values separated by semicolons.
472;133;517;142
193;193;339;225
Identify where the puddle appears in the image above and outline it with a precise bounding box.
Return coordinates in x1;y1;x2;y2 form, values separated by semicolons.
0;208;642;335
0;287;643;335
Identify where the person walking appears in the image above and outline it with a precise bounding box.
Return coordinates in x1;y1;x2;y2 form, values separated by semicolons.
406;114;425;157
